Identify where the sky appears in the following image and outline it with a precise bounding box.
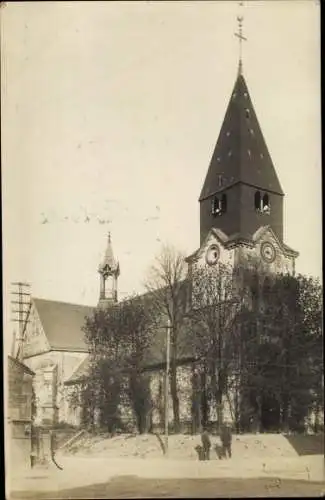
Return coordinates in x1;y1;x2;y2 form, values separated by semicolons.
1;1;321;351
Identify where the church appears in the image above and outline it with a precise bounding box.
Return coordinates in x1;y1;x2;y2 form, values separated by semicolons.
20;36;299;430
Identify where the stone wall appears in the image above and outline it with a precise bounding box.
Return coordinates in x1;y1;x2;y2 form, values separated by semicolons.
149;363;238;431
7;357;34;471
23;351;88;425
235;230;295;276
150;365;193;429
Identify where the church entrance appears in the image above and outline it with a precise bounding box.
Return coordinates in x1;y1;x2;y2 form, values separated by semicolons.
260;394;280;432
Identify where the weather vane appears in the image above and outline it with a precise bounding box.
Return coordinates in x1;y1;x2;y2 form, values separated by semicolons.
234;2;247;75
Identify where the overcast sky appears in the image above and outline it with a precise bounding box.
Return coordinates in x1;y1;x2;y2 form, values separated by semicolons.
2;1;321;349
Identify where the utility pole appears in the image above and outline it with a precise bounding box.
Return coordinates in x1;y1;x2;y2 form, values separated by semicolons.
10;282;31;360
164;318;171;456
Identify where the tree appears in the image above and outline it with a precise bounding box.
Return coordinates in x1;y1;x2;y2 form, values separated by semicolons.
238;269;323;433
82;295;154;433
187;263;245;430
144;244;188;433
122;296;154;433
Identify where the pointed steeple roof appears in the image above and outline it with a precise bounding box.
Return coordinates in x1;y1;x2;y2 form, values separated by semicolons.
199;72;284;201
98;232;119;274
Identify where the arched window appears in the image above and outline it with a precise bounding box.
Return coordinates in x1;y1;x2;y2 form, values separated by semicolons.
254;191;261;211
211;197;220;216
211;194;226;217
262;193;270;214
245;108;250;119
221;193;227;213
255;191;271;214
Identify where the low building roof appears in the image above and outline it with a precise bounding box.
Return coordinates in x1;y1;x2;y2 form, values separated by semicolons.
65;357;90;385
33;298;93;351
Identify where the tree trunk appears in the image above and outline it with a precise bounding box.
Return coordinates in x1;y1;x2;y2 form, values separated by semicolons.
170;357;180;433
212;366;224;432
281;392;290;432
200;369;208;429
314;402;320;434
191;365;201;434
256;393;262;432
216;391;223;431
158;377;164;431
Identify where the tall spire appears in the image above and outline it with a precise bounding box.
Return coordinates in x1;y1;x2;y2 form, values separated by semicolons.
199;34;285;244
234;3;247;75
99;231;118;273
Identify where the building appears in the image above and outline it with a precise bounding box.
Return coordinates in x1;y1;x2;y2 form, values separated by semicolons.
20;233;121;425
20;296;93;426
6;356;35;471
20;43;299;431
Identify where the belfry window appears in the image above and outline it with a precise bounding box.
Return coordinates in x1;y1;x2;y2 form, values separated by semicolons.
212;197;221;216
255;191;271;214
221;194;227;212
262;194;270;214
211;194;227;217
254;191;261;210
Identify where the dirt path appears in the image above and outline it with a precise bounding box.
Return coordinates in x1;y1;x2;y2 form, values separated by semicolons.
8;454;324;496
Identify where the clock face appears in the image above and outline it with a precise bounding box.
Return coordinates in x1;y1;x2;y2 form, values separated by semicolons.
260;242;276;263
206;244;220;266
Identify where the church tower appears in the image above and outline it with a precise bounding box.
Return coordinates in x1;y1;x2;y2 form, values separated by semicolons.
187;15;298;274
98;233;120;308
199;69;284;245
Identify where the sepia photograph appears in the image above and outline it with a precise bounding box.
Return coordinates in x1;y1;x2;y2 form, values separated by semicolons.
2;0;323;498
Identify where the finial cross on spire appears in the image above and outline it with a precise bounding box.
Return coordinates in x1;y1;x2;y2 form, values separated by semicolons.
234;5;247;75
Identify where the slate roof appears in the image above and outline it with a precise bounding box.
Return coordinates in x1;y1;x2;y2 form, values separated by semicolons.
33;298;93;351
65;357;90;384
199;72;284;201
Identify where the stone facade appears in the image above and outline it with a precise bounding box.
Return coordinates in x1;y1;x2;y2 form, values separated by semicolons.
7;356;35;471
234;227;296;276
24;351;88;425
150;365;193;429
148;363;235;431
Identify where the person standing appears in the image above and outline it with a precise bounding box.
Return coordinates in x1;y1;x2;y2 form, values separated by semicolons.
220;422;232;459
201;427;211;460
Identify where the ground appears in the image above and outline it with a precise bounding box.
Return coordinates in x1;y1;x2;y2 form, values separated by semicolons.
7;433;325;499
10;476;325;499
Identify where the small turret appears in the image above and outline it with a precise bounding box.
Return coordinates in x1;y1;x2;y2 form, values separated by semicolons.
98;232;120;308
